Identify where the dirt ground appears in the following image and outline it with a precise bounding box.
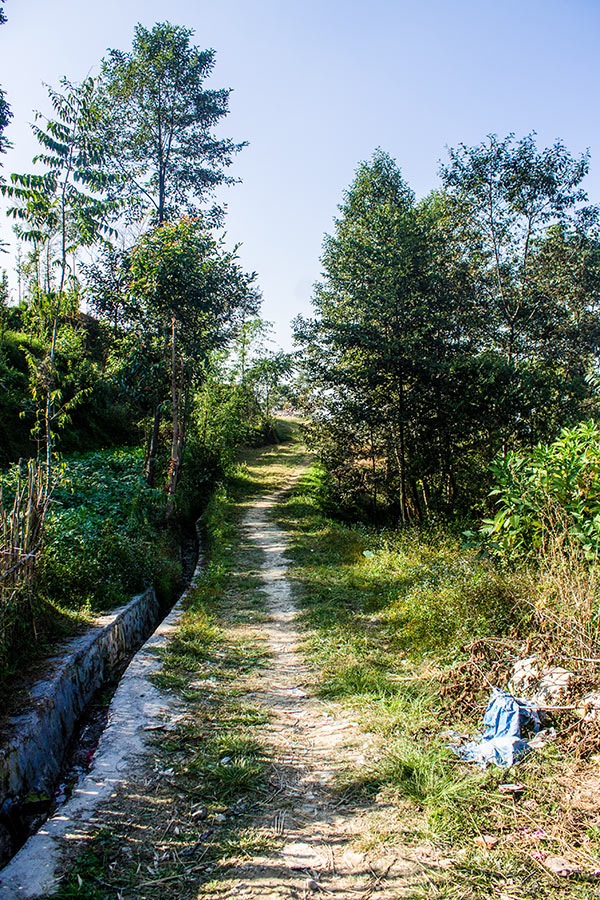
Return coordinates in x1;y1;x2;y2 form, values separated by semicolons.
198;481;423;898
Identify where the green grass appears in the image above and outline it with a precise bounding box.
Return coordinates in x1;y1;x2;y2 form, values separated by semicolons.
275;465;525;699
274;461;600;898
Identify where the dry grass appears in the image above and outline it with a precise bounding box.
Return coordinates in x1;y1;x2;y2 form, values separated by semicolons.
0;460;52;663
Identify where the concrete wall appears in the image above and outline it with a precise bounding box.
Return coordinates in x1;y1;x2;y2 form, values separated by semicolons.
0;587;161;810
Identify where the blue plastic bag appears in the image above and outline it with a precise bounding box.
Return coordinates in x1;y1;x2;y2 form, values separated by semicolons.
451;688;541;767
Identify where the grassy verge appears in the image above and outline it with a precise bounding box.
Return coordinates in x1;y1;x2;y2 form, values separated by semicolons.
51;430;305;900
275;462;600;899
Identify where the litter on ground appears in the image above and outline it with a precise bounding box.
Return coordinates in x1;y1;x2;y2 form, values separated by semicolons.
450;688;543;767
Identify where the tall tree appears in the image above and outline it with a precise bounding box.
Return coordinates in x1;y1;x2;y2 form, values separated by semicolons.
0;3;12;164
128;217;259;508
439;132;591;365
295;150;433;520
98;22;246;225
4;77;117;298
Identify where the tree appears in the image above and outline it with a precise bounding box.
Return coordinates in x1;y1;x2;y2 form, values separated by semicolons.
439;133;600;456
295;150;433;520
128;217;259;510
0;269;8;339
82;245;134;332
247;349;293;420
439;132;591;366
2;77;117;468
98;22;246;225
0;3;12;164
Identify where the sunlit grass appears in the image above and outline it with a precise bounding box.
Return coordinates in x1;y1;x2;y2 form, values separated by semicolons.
274;461;600;898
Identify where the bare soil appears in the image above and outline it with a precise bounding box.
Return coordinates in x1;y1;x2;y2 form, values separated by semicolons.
201;483;422;898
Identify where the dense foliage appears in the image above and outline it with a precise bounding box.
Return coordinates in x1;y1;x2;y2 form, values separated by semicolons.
483;420;600;560
295;140;600;521
0;449;179;675
38;449;176;611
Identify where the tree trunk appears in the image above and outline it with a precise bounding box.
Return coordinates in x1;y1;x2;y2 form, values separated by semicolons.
165;319;186;518
397;378;409;523
369;423;378;517
145;403;162;487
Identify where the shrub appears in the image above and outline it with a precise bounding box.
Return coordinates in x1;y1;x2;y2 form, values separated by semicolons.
38;448;174;612
482;420;600;560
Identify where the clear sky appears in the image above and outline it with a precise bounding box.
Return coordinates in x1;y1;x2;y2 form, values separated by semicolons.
1;0;599;348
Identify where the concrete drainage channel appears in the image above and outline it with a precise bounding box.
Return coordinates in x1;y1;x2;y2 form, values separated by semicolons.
0;533;203;899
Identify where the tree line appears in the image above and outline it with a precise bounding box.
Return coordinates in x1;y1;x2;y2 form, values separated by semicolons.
295;139;600;521
0;19;273;498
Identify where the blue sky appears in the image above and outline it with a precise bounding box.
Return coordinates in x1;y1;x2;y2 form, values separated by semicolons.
1;0;599;348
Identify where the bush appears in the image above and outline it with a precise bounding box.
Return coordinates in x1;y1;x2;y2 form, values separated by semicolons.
483;420;600;560
38;448;177;612
0;448;182;681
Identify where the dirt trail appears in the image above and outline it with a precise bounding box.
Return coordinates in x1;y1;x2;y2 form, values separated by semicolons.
1;451;426;899
203;476;421;898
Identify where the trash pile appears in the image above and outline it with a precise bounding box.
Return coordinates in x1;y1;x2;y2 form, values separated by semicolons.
447;655;600;767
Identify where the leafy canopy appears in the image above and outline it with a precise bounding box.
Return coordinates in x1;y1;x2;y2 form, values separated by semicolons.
128;216;259;358
439;132;593;362
99;21;246;225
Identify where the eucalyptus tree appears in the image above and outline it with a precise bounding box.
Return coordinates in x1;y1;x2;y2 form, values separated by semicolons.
440;133;600;453
247;349;293;420
298;140;600;523
98;21;246;225
439;133;592;365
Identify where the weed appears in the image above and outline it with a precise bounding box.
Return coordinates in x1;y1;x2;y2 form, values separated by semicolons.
275;461;600;897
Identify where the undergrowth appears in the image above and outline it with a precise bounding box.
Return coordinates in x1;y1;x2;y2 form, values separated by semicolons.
276;462;600;899
0;448;181;691
52;447;275;900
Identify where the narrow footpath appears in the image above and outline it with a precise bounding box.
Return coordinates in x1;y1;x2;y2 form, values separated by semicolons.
201;475;421;898
2;442;426;899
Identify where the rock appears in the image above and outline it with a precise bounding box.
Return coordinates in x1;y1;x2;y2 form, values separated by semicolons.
544;855;579;877
191;805;207;820
474;834;499;849
509;657;574;708
509;656;540;695
533;667;573;706
575;691;600;722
